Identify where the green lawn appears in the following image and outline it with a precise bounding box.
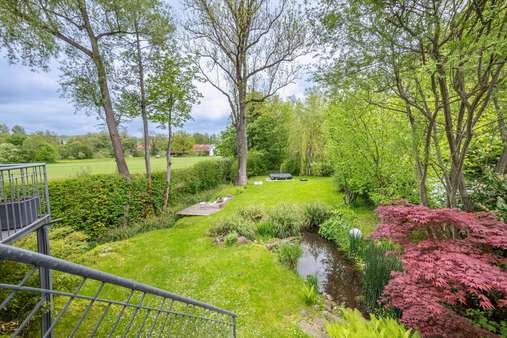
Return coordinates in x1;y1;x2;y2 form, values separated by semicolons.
46;156;215;180
69;177;377;337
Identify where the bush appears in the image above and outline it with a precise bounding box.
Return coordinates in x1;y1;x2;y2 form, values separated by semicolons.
319;211;361;257
224;231;239;246
237;206;266;223
304;202;332;227
48;159;232;238
267;204;308;238
209;216;256;240
0;143;23;162
280;158;300;176
310;161;334;177
371;204;507;337
256;220;275;238
275;243;302;270
326;308;419;338
469;169;507;222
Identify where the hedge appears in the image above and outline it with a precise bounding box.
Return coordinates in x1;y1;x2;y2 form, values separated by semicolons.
48;158;233;237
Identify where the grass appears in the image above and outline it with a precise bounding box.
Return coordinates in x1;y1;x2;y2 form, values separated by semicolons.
59;177;377;337
45;156;216;180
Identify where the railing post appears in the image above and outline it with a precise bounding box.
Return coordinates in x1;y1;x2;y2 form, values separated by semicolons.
233;316;237;338
37;224;52;338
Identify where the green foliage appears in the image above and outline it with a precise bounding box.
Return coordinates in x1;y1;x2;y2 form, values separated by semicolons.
325;308;419;338
0;226;89;329
311;161;334;177
464;308;507;337
224;231;239;246
275;243;303;270
237;206;266;223
209;216;257;241
327;93;417;205
319;212;358;256
306;274;319;290
22;136;59;163
267;203;308;238
303;202;332;227
48;159;232;238
61;140;94;159
302;283;319;305
362;241;403;312
0;143;23;162
469;169;507;222
280;158;300;176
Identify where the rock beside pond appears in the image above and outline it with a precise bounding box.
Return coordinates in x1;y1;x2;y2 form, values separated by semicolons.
237;236;251;245
264;236;300;250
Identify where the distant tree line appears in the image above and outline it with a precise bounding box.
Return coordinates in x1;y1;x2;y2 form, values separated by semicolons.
0;123;217;163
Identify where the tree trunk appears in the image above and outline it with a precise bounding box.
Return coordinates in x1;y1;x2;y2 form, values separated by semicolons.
494;96;507;174
79;1;129;178
406;105;429;206
134;22;154;212
163;122;173;208
236;93;248;185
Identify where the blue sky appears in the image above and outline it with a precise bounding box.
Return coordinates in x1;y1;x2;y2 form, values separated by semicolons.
0;2;310;137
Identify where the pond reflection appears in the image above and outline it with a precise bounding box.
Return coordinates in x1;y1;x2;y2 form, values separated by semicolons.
297;232;364;309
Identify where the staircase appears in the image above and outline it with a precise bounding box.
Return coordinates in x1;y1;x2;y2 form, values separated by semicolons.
0;163;236;337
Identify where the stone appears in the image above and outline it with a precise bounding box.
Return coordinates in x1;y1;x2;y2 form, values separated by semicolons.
237;236;251;244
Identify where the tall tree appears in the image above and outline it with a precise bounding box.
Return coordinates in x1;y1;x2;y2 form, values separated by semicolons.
0;0;147;177
146;51;200;207
313;0;507;209
116;0;173;210
184;0;307;185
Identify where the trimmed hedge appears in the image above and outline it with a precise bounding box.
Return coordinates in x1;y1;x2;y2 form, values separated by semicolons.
48;158;233;237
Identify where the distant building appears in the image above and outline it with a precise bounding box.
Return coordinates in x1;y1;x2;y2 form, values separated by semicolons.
192;144;215;156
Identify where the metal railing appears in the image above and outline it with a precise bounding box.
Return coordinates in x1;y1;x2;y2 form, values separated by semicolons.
0;244;237;337
0;163;237;337
0;163;50;244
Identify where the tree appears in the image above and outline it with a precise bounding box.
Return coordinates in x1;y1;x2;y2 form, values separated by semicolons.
147;51;200;207
372;204;507;337
0;123;9;134
0;0;144;177
11;125;25;135
116;0;174;208
313;0;507;209
172;132;194;154
184;0;307;185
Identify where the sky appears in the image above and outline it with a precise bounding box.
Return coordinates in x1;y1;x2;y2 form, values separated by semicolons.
0;1;311;137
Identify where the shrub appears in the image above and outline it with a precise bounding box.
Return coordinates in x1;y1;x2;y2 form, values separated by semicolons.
209;216;256;240
302;283;319;305
362;241;402;312
371;204;507;337
48;158;232;238
325;308;419;338
224;231;239;246
237;206;266;223
0;143;22;162
280;158;300;176
310;161;334;177
256;220;275;238
319;211;361;257
469;169;507;222
275;243;302;270
304;202;332;227
267;204;307;238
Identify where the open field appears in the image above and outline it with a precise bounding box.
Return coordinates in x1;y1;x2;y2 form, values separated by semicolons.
46;156;217;180
63;177;377;337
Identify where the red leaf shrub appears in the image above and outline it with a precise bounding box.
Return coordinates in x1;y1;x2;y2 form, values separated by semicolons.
371;204;507;337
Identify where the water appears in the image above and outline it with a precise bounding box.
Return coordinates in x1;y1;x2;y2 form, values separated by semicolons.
297;232;364;309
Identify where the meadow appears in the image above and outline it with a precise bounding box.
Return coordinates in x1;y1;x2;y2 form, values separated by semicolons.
45;156;216;180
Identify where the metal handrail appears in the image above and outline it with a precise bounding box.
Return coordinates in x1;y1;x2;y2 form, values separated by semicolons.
0;243;237;337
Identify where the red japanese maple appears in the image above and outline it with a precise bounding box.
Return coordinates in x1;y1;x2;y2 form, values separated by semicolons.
371;204;507;337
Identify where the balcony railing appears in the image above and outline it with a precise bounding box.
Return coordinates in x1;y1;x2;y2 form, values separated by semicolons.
0;163;237;337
